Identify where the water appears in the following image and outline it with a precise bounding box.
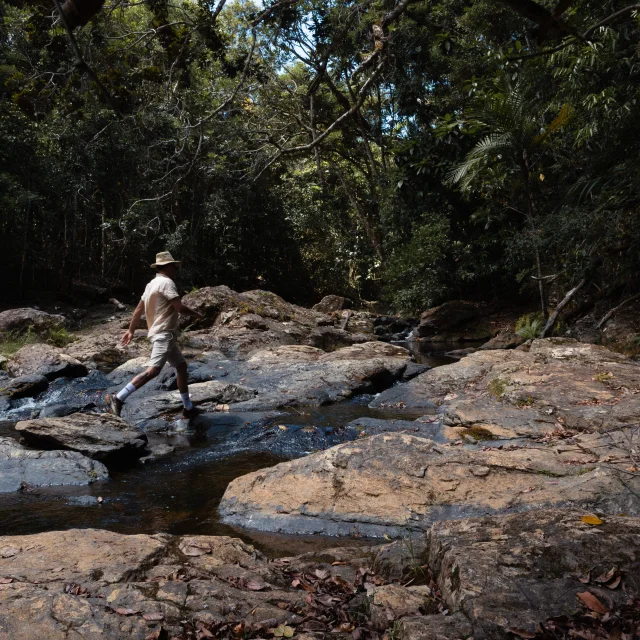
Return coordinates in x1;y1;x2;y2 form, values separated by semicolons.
0;400;425;554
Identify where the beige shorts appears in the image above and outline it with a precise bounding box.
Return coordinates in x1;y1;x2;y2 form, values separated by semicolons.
147;332;186;369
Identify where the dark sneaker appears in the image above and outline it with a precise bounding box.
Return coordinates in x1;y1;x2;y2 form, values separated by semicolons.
105;393;123;417
182;406;203;420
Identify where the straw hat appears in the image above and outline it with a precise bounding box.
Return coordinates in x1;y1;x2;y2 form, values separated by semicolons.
151;251;181;268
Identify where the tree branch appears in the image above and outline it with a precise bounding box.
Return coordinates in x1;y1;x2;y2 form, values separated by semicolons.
595;292;640;331
52;0;122;117
541;278;587;337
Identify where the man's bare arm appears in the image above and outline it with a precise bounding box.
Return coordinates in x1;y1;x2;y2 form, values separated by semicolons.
170;297;204;320
120;300;145;346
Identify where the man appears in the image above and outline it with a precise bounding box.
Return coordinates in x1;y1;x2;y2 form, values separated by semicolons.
106;251;203;419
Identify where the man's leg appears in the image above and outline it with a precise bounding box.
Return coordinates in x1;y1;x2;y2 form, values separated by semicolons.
169;342;199;418
107;366;161;416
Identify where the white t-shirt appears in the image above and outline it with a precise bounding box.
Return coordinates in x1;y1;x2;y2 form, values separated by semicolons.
141;274;180;338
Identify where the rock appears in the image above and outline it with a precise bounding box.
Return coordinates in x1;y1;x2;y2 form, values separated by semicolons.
218;415;446;459
0;529;366;639
312;295;352;313
444;347;477;359
0;374;48;400
114;342;412;426
7;344;88;381
0;355;7;369
219;429;640;536
1;513;638;640
428;509;640;638
63;318;150;370
371;338;640;437
0;308;68;334
138;443;176;464
398;613;473;640
416;301;486;340
182;286;370;357
0;436;108;493
15;413;148;463
368;584;426;629
120;380;256;424
479;330;525;350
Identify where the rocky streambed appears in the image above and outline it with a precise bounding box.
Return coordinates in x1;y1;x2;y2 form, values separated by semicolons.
1;292;640;639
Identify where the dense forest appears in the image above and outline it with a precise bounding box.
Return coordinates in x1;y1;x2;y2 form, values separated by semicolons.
1;0;639;313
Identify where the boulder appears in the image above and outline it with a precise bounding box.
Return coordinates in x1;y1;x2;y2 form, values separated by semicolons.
182;287;372;357
15;413;148;463
312;295;352;313
478;330;525;350
0;374;48;400
416;301;487;340
428;509;640;638
219;429;640;537
0;436;108;493
7;344;88;381
63;317;150;370
115;342;412;426
0;308;68;334
371;338;640;438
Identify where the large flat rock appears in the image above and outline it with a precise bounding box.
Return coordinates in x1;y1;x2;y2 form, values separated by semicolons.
428;509;640;638
113;342;413;426
219;430;640;536
15;413;148;462
371;338;640;438
0;436;108;493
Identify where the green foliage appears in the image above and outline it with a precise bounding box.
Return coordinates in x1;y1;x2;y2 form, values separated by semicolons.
383;217;452;314
1;0;640;317
0;325;75;357
515;313;545;340
487;377;508;399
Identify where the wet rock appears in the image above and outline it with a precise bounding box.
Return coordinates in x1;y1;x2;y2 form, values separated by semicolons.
0;374;48;400
444;347;477;359
0;436;108;493
479;330;525;350
371;338;640;438
429;509;640;638
219;429;640;537
138;443;176;464
15;413;148;463
111;342;412;426
120;380;256;425
0;308;68;334
312;295;352;313
7;344;88;381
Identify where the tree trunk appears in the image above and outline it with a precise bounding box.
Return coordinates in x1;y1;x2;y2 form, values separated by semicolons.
541;278;587;337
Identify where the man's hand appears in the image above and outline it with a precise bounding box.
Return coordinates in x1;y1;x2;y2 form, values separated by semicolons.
120;330;134;347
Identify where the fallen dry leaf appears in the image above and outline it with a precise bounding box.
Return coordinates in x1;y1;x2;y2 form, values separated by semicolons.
581;515;604;526
0;577;13;584
577;591;609;614
180;544;211;557
245;579;269;591
0;547;20;558
115;607;140;616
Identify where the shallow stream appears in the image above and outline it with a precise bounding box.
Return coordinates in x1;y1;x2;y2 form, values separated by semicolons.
0;345;459;555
